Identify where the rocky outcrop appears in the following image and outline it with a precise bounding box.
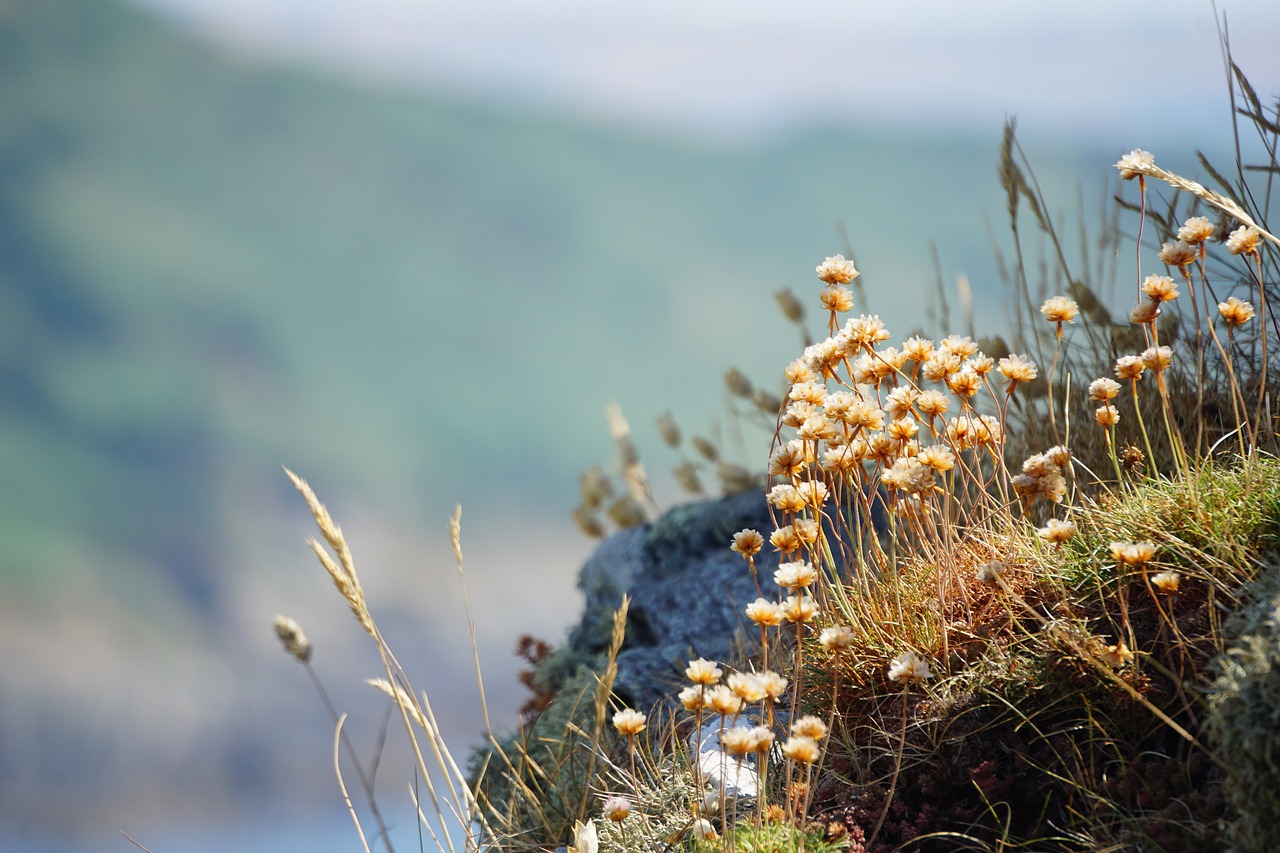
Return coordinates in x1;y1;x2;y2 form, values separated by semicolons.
565;489;781;713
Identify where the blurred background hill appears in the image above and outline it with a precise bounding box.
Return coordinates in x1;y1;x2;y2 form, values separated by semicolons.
0;0;1275;849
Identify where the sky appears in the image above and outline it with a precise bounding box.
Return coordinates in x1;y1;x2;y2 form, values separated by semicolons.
134;0;1280;141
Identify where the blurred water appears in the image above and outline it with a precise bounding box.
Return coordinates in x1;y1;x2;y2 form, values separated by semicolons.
0;804;456;853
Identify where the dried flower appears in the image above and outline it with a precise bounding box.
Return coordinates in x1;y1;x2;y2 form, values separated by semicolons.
678;684;708;711
975;561;1006;586
1088;377;1121;402
946;369;982;398
612;708;647;736
731;529;764;557
1115;355;1147;381
844;314;891;349
819;625;855;652
745;598;786;627
602;796;631;822
1140;345;1173;372
1219;296;1256;327
1151;571;1182;593
1038;518;1078;544
785;358;815;384
1099;641;1135;668
755;670;789;701
902;336;935;362
782;594;819;623
792;715;828;739
769;442;808;479
887;651;933;685
721;725;757;757
1226;224;1261;256
796;480;829;507
816;254;859;285
686;657;723;685
1115;148;1155;180
274;615;313;663
1177;216;1214;244
782;736;821;765
1158;240;1198;268
915;390;950;418
917;445;956;472
1141;274;1179;303
1110;541;1156;566
1095;404;1120;427
774;560;819;590
1129;300;1160;325
706;685;744;717
998;353;1038;385
1040;295;1080;325
820;285;855;313
770;525;802;555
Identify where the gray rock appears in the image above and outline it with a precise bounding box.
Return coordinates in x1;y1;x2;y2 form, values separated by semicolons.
566;489;781;712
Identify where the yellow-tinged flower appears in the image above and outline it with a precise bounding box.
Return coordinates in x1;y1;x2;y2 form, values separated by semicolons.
730;528;764;557
1109;541;1156;566
602;796;631;822
677;684;708;711
767;484;806;514
686;657;723;685
706;684;744;717
816;254;859;285
745;597;786;627
946;369;982;398
915;389;950;418
820;285;855;313
1226;224;1261;256
1040;295;1080;324
769;442;808;479
756;670;789;701
1088;377;1121;402
1151;571;1182;593
1038;518;1077;545
917;445;956;472
791;715;828;739
1141;274;1179;303
1178;216;1214;244
902;336;935;362
796;480;829;507
1158;240;1198;268
887;651;933;685
691;818;716;840
792;518;820;545
774;560;819;590
1115;148;1154;180
785;358;815;384
1140;345;1173;372
939;334;979;358
612;708;647;736
1095;404;1120;427
721;725;756;757
819;625;855;652
998;353;1038;385
782;594;819;623
770;525;802;555
1115;355;1146;380
1219;296;1256;327
1099;641;1135;668
727;672;767;703
782;735;821;764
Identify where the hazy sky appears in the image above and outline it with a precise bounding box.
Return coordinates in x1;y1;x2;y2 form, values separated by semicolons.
135;0;1280;140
